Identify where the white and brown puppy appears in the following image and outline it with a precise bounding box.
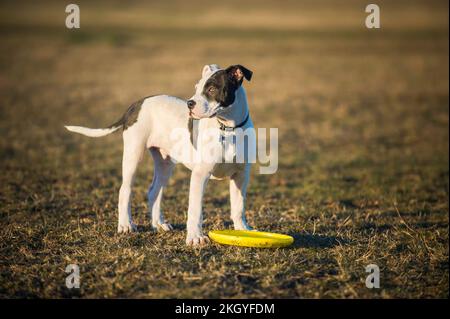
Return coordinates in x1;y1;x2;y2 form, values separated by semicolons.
65;64;254;246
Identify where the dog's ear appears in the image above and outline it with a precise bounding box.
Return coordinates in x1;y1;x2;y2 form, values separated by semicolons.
202;64;220;78
226;65;253;83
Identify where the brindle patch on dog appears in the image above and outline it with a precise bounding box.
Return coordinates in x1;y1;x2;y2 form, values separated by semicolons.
109;96;154;130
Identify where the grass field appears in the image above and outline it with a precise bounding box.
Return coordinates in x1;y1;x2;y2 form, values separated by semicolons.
0;0;448;298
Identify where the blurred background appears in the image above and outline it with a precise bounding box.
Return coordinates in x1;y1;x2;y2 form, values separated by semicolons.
0;0;448;298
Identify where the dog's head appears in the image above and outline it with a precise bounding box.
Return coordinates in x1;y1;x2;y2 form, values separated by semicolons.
187;64;252;119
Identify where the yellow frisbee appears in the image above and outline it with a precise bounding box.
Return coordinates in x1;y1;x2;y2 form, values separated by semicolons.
208;230;294;248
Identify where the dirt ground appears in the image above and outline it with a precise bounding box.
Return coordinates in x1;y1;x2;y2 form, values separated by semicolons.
0;0;448;298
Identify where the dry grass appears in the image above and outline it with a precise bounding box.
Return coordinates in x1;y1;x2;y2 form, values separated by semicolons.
0;0;448;298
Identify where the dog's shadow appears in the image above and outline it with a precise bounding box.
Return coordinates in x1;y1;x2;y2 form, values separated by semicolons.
137;224;347;250
137;223;186;233
288;232;348;249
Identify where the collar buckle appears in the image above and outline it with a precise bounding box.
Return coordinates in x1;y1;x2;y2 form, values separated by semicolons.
218;113;250;132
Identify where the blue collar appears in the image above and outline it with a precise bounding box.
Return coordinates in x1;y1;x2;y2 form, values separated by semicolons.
218;112;250;131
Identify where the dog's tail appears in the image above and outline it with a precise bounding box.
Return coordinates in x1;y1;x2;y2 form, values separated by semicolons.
65;115;125;137
65;97;149;137
64;124;121;137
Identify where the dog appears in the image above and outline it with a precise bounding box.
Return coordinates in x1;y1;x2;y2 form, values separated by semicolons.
65;64;254;246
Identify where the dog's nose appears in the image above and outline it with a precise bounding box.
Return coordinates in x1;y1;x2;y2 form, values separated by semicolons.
187;100;196;109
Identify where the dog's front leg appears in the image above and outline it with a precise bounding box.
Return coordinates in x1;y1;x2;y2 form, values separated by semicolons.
230;164;253;231
186;170;211;246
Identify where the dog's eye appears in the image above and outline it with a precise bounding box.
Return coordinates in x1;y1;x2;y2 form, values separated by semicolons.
208;87;216;93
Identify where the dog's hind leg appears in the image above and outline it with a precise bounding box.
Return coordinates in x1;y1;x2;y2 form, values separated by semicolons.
117;129;145;233
148;147;175;232
230;164;253;231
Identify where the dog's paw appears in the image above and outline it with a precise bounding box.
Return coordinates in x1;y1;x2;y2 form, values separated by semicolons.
186;234;210;247
152;222;174;232
117;222;137;233
233;221;254;231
